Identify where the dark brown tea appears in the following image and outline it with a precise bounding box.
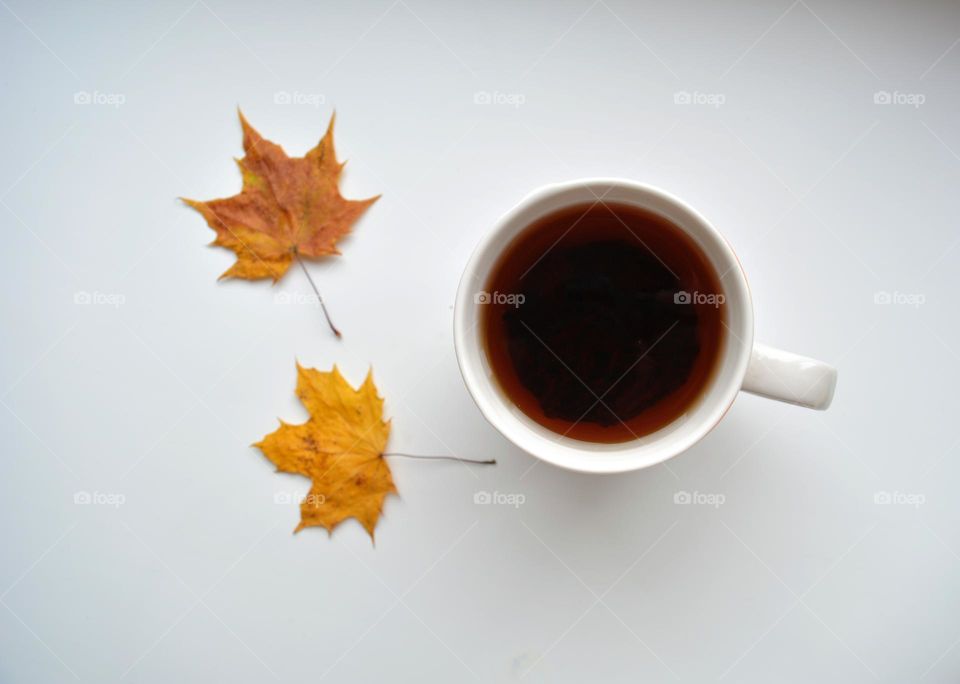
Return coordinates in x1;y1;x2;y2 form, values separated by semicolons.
481;202;726;443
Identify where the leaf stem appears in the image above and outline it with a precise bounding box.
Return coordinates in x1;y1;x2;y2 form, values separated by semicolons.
383;452;496;465
293;250;341;338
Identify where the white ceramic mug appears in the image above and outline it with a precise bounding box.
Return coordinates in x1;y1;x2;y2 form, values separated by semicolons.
453;179;837;474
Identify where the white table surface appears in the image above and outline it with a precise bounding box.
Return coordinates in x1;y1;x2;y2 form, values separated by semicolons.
3;1;960;682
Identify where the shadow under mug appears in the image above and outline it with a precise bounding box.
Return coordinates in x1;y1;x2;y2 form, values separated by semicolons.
454;179;837;474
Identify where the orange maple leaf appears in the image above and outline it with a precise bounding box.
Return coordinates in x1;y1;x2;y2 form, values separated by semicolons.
183;111;378;282
255;364;397;540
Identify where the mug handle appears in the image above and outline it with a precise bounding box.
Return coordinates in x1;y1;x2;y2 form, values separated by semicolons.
741;343;838;410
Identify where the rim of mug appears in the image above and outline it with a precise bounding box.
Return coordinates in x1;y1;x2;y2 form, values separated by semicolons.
454;179;754;473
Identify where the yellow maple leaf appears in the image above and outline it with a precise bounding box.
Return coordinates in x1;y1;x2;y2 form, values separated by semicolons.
183;111;379;282
255;364;396;540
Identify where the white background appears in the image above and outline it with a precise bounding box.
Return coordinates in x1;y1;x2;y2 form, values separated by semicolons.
2;0;959;682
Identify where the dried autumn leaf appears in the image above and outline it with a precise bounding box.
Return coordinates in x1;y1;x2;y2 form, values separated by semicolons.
256;364;396;540
183;111;378;282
